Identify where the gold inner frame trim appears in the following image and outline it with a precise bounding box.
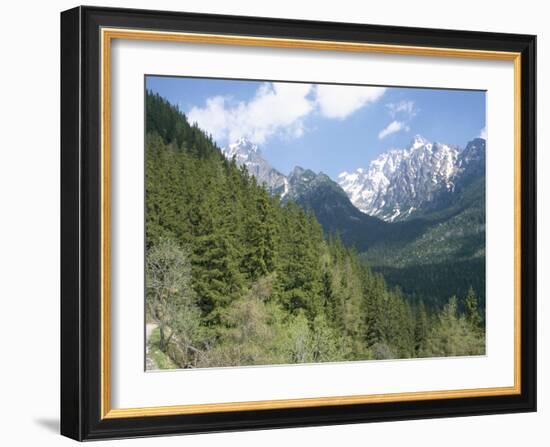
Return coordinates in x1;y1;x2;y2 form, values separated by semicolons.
100;27;522;420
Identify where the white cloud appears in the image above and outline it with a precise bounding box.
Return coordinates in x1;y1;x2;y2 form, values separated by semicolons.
188;82;386;145
386;100;417;118
315;85;386;119
188;82;314;145
187;96;230;141
379;100;416;139
479;126;487;139
378;120;410;139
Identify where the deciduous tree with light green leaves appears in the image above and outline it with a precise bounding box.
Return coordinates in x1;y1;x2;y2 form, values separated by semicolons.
145;238;203;366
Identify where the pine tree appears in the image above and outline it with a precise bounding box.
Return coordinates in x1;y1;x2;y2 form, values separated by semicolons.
241;187;277;280
464;287;483;329
414;301;429;354
276;203;321;316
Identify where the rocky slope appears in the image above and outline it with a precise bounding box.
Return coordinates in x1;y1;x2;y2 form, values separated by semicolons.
222;138;289;197
338;136;485;222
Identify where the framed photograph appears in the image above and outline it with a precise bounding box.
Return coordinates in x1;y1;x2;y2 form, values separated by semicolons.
60;6;536;441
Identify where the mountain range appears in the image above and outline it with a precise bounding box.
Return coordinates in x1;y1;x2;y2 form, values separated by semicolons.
222;139;384;245
222;135;486;308
338;135;481;221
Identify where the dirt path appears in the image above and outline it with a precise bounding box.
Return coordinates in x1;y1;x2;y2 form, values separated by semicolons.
145;323;159;370
146;322;158;343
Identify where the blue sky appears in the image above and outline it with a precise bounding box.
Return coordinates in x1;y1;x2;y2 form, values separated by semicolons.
146;76;486;180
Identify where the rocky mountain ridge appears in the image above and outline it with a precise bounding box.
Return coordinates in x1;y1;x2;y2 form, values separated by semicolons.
338;135;486;221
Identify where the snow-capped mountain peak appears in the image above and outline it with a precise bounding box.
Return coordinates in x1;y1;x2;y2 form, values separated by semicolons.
338;136;485;222
410;134;430;150
221;138;288;196
221;141;340;202
222;135;485;223
222;137;260;161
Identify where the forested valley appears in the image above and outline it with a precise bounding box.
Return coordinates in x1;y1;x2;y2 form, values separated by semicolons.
145;91;485;369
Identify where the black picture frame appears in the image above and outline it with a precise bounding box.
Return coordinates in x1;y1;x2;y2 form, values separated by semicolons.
61;5;536;441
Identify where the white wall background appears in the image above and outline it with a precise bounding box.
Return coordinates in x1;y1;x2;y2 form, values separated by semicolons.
0;0;546;445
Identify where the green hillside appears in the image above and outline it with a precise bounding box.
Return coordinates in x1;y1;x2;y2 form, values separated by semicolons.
363;176;485;309
285;164;486;312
